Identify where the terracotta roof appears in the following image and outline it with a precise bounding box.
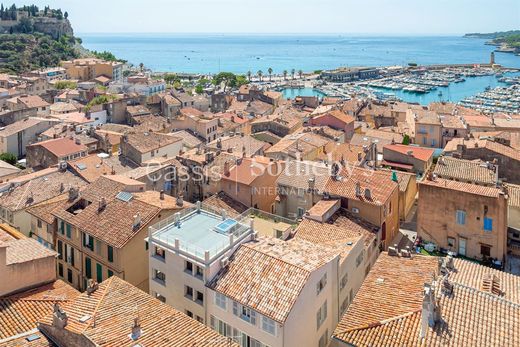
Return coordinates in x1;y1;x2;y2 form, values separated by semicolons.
276;160;330;192
384;144;434;162
0;330;55;347
124;131;181;154
364;129;404;143
333;253;520;347
434;156;497;185
171;130;202;148
0;118;57;137
1;238;56;265
265;132;329;158
68;155;126;183
313;110;355;125
221;156;272;186
505;183;520;208
202;192;248;218
420;177;502;198
208;135;266;158
209;237;338;323
325;167;398;206
444;139;520;162
29;137;87;158
8;95;49;109
0;280;79;340
0;171;87;212
38;277;237;347
317;143;365;163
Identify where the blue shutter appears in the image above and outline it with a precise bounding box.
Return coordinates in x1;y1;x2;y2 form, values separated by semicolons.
484;218;493;231
232;301;238;316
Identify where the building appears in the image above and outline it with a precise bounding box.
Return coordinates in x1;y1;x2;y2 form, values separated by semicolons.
0;225;57;296
307;110;355;139
324;167;400;249
382;144;434;175
0;169;87;234
119;131;183;166
275;160;330;219
264;132;329;161
5;95;49;113
414;111;442;148
61;58;123;81
418;177;508;261
207;134;267;158
220;156;284;213
332;252;520;347
170;110;219;142
444;138;520;184
36;276;237;347
433;156;498;186
0;117;60;158
29;67;67;81
505;183;520;257
26;137;88;169
147;202;255;324
321;67;379;82
0;160;20;182
251;113;302;139
50;176;185;292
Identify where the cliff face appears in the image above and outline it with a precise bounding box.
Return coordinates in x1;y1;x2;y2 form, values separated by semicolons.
31;17;74;39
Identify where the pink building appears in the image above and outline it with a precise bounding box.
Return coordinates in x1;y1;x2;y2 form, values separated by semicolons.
308;110;355;139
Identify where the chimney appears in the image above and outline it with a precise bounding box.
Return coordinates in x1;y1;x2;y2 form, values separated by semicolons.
224;161;230;176
176;195;183;207
98;197;107;212
130;317;142;341
364;188;372;200
60;182;64;193
68;187;78;201
75;138;81;145
133;213;141;230
159;190;165;200
86;279;98;295
420;283;440;338
308;177;315;191
52;303;68;329
355;182;362;196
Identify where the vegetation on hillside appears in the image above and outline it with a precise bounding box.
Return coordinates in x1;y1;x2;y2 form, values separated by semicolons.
54;80;77;89
212;72;248;92
85;94;118;112
0;33;78;73
91;50;126;63
465;30;520;51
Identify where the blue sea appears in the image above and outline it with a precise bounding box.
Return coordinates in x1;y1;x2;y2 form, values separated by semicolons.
79;34;520;74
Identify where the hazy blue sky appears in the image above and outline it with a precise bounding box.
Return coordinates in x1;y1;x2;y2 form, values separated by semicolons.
10;0;520;34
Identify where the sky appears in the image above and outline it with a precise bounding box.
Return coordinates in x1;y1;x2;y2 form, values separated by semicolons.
9;0;520;34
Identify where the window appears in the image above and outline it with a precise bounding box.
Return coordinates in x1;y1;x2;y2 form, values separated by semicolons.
297;207;305;218
107;245;114;262
154;246;165;260
319;329;329;347
481;245;491;257
85;257;92;279
185;261;193;274
58;263;63;277
155;292;166;303
186;310;193;318
37;219;42;228
67;269;73;283
185;286;193;299
196;291;204;304
340;273;348;290
154;269;165;284
107;269;113;278
96;263;102;283
195;266;203;280
233;302;256;325
215;292;227;310
59;220;64;234
57;240;63;259
484;217;493;232
316;301;327;329
196;316;204;323
456;210;466;225
447;237;455;248
316;273;327;295
66;223;71;238
83;233;94;251
356;252;364;267
262;316;276;335
340;296;349;314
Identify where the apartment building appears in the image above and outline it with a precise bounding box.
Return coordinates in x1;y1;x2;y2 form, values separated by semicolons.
0;117;60;158
414;111;442;148
170;109;219;142
308;110;355;140
220;156;284;213
332;252;520;347
324;166;400;250
26;137;88;169
382;144;434;175
418;177;508;261
120;131;183;166
61;58;123;81
264;132;329;161
5;94;49;113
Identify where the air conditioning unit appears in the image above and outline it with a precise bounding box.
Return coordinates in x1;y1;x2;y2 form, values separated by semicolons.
352;208;360;214
220;257;230;268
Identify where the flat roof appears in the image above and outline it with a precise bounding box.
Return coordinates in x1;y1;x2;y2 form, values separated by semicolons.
151;207;251;260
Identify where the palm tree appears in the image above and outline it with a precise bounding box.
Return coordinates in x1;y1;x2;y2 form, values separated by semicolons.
257;70;263;82
139;62;144;73
267;67;273;81
283;70;288;80
298;69;303;79
291;68;296;80
247;70;252;82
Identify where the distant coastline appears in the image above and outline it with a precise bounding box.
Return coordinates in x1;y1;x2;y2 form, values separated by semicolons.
464;30;520;55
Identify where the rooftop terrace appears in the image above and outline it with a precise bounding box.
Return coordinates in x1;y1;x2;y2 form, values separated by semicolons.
149;202;252;262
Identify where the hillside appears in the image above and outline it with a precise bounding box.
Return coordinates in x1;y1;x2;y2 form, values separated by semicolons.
0;4;80;73
465;30;520;53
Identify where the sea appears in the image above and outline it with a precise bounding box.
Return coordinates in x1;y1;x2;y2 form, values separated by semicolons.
80;33;520;104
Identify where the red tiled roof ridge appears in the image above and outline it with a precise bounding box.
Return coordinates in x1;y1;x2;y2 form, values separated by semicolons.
81;276;115;333
342;310;421;333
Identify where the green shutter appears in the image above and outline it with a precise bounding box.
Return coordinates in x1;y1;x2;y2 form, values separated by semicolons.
96;263;102;283
60;220;64;234
66;224;71;238
107;245;113;262
57;240;63;259
107;269;113;278
85;257;92;278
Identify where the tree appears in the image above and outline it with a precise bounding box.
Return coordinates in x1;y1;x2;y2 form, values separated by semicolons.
291;68;295;80
0;153;17;165
247;71;252;81
64;11;68;19
139;62;144;72
402;134;411;145
298;70;303;79
283;70;288;80
236;75;248;87
195;84;204;94
212;72;238;92
257;70;263;82
268;67;273;81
